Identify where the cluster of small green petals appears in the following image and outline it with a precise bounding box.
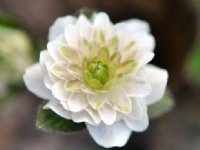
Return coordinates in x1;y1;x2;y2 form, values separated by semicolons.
90;61;109;84
83;57;109;90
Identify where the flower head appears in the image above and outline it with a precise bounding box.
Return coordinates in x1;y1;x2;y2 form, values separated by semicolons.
23;12;168;148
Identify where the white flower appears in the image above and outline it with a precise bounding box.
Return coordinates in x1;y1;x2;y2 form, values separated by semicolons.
23;12;168;148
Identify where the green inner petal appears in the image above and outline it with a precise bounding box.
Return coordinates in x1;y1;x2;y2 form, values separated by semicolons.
88;79;103;89
99;47;109;64
116;60;138;75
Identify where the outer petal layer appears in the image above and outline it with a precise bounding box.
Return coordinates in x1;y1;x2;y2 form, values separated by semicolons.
86;121;132;148
123;99;149;132
23;63;53;100
144;65;168;105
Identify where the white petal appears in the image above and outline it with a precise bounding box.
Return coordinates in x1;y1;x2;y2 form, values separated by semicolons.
23;63;53;100
134;51;155;69
39;50;54;70
76;14;93;40
124;113;148;132
109;87;132;113
144;65;168;105
93;12;111;29
52;81;70;101
48;16;76;41
44;76;53;89
60;101;70;110
67;93;88;112
115;23;130;51
64;24;79;50
39;50;58;82
98;104;117;125
72;110;97;125
85;107;101;124
44;100;71;119
122;19;150;33
47;39;69;62
116;25;155;56
81;84;96;94
87;93;107;110
51;62;73;80
86;121;132;148
122;70;152;98
134;31;155;52
123;99;149;132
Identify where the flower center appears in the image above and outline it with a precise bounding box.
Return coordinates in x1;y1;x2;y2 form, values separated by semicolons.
83;58;110;90
88;60;109;84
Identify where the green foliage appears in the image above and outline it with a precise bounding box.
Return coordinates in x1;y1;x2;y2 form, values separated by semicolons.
36;105;85;133
185;43;200;86
148;89;175;119
0;12;19;28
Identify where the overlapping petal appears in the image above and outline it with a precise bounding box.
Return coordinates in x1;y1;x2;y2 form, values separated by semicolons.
98;104;117;125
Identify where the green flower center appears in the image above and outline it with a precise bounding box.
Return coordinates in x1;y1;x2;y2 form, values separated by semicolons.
80;37;138;91
88;60;109;84
83;58;110;90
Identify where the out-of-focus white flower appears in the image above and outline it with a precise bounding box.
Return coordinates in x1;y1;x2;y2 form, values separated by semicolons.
23;12;168;148
0;25;33;98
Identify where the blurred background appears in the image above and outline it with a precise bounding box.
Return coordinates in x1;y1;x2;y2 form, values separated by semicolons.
0;0;200;149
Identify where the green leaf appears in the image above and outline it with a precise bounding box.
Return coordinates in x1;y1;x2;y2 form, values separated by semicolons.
36;105;85;133
148;89;175;119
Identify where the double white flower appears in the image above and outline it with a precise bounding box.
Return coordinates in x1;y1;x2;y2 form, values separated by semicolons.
23;12;168;148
